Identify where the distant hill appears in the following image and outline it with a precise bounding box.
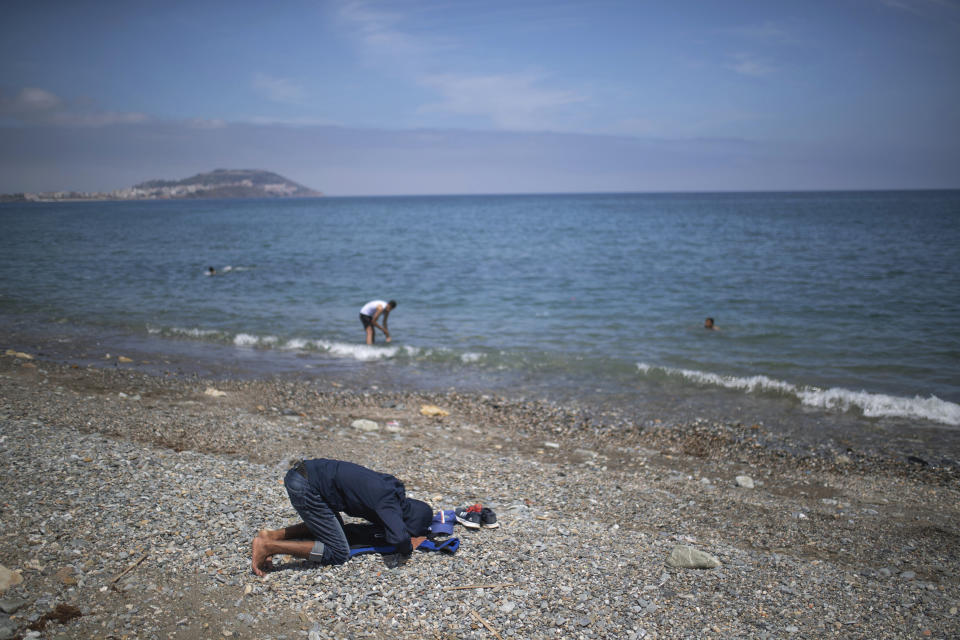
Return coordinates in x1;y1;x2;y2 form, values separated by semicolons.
1;169;323;202
132;169;323;199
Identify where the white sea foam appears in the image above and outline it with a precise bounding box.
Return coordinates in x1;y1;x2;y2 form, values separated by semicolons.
796;388;960;425
219;332;409;361
233;333;260;346
636;362;960;426
234;333;280;347
311;340;398;361
153;326;223;338
461;352;483;363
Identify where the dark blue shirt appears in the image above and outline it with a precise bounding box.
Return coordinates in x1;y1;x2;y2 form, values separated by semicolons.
303;458;413;553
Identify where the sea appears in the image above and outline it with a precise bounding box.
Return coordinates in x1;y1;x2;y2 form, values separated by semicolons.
2;191;959;461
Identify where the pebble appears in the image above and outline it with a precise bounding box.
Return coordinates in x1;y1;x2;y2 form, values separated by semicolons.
0;357;957;639
0;599;26;614
666;545;721;569
0;617;17;640
0;567;22;594
351;419;379;432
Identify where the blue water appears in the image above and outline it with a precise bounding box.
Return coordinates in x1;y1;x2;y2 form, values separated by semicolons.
2;191;959;435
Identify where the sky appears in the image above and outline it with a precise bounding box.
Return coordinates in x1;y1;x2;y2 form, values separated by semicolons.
1;0;958;195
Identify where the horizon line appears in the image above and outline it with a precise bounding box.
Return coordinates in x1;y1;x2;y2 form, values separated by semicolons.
4;186;960;202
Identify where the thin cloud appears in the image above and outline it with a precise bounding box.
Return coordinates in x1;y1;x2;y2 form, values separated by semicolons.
417;73;584;130
183;118;228;129
726;52;775;77
54;111;151;126
338;1;426;58
610;117;662;137
721;21;804;45
877;0;959;16
252;73;305;104
11;87;62;110
337;1;583;131
0;87;63;118
242;115;343;127
0;87;150;126
874;0;960;27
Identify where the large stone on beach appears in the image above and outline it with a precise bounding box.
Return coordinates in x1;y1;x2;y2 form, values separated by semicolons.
0;615;18;640
56;566;77;586
0;565;23;594
351;419;379;432
204;387;227;397
666;545;721;569
0;598;27;614
735;475;755;488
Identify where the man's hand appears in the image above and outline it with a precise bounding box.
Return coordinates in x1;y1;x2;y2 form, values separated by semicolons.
383;551;411;569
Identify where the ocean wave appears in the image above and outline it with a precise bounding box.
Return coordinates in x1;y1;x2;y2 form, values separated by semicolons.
796;388;960;425
149;325;225;339
636;362;960;426
233;333;260;346
311;340;402;361
232;333;405;360
145;323;427;362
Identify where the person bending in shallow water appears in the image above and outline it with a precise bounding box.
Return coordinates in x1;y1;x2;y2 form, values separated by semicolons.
359;299;396;344
252;458;432;574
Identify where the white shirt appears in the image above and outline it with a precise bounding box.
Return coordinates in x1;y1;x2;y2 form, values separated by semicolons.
360;300;387;317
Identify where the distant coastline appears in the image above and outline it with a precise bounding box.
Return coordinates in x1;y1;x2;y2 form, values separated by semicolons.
0;168;323;202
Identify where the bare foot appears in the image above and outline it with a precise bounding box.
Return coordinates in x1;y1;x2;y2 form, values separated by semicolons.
251;536;273;576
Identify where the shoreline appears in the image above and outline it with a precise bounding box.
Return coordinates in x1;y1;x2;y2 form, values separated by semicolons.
1;350;959;638
4;318;960;469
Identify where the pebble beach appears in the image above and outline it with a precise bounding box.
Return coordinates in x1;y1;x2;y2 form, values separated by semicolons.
1;351;958;639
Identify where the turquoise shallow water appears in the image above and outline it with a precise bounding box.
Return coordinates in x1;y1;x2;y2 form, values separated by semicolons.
2;191;959;435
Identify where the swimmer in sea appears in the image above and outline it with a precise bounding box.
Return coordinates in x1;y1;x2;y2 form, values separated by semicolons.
704;317;717;330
